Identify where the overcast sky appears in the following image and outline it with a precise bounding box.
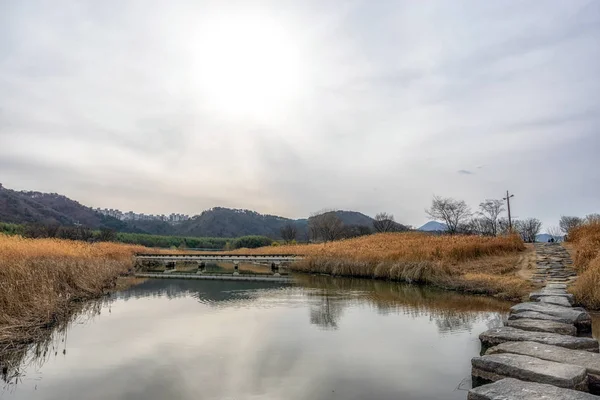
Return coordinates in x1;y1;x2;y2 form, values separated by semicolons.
1;0;599;229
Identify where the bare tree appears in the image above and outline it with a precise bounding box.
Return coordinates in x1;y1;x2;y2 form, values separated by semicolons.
547;226;563;242
342;224;372;238
478;199;505;236
425;196;471;234
280;223;297;244
559;216;583;235
98;228;117;242
308;211;344;242
515;218;542;243
373;212;397;233
466;217;492;236
586;214;600;224
497;217;512;235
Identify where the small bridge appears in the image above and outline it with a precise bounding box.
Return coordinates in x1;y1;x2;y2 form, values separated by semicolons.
134;253;303;280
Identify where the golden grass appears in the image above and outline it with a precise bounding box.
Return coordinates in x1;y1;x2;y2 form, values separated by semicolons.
225;232;531;300
569;222;600;309
0;234;147;347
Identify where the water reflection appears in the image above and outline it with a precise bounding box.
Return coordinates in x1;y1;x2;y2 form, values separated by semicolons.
298;276;510;334
1;276;511;400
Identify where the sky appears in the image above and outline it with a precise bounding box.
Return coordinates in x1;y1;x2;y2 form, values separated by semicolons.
1;0;599;229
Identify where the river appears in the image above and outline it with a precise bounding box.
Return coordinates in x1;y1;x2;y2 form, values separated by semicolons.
1;276;512;400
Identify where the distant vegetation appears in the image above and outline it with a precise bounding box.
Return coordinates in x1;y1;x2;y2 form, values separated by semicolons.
115;232;229;249
0;222;274;250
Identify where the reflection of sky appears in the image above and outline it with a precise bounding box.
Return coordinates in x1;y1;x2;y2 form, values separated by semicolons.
3;280;504;400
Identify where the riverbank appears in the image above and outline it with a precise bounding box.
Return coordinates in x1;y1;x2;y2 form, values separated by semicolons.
0;235;147;348
228;232;534;301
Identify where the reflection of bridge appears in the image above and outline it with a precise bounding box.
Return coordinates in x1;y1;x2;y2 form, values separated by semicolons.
135;253;302;281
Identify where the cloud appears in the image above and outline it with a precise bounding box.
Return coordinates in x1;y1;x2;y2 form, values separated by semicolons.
0;0;599;228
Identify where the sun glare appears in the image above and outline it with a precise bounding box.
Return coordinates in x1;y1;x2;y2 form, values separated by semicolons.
193;15;304;118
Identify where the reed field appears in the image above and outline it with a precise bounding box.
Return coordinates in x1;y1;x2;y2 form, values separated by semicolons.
0;234;147;348
228;232;531;300
568;222;600;308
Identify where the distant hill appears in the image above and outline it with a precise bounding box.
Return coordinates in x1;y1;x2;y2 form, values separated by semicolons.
174;207;292;238
418;221;447;232
0;185;130;230
173;208;374;238
536;233;563;243
0;184;377;239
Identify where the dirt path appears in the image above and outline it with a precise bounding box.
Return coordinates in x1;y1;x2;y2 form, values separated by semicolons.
516;243;537;281
529;243;577;285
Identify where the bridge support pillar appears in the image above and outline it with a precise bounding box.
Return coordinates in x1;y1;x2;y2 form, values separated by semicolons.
197;261;205;274
233;262;240;276
164;261;176;273
274;262;281;276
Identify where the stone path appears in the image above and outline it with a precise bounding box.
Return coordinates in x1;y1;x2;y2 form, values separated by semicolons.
531;243;577;284
468;248;600;399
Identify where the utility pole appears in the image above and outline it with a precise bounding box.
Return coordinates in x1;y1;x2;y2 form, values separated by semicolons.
503;190;515;231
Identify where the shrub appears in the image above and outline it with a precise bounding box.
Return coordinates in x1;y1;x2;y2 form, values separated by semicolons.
232;235;273;249
569;221;600;308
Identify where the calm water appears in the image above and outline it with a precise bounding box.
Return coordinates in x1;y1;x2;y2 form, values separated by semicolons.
1;276;511;400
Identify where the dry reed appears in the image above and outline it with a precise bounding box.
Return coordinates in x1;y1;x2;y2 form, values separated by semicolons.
225;232;530;300
0;235;147;347
569;222;600;309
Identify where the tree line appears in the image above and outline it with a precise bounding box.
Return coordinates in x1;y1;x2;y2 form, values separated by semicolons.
425;195;544;242
0;222;274;249
279;210;410;243
557;214;600;239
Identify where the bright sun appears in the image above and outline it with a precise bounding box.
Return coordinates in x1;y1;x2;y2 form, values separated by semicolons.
193;15;304;118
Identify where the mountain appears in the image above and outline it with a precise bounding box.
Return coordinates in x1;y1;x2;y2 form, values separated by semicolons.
173;208;375;238
0;184;377;238
0;184;130;230
418;221;447;232
536;233;563;243
175;207;292;238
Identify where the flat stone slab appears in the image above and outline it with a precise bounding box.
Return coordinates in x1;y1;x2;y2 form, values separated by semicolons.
530;290;574;301
510;302;591;331
472;353;588;390
505;318;577;336
487;341;600;376
546;283;568;289
479;326;599;352
539;295;574;307
509;311;580;325
468;378;599;400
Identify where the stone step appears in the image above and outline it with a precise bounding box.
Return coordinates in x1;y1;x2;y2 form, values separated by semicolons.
539;296;574;308
531;292;572;298
505;318;577;336
487;341;600;394
471;353;588;390
510;302;591;332
546;284;570;289
468;378;599;400
479;326;599;352
508;310;582;326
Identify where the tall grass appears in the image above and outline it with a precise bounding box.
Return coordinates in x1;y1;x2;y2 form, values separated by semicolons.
227;232;529;300
569;222;600;309
0;235;147;347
